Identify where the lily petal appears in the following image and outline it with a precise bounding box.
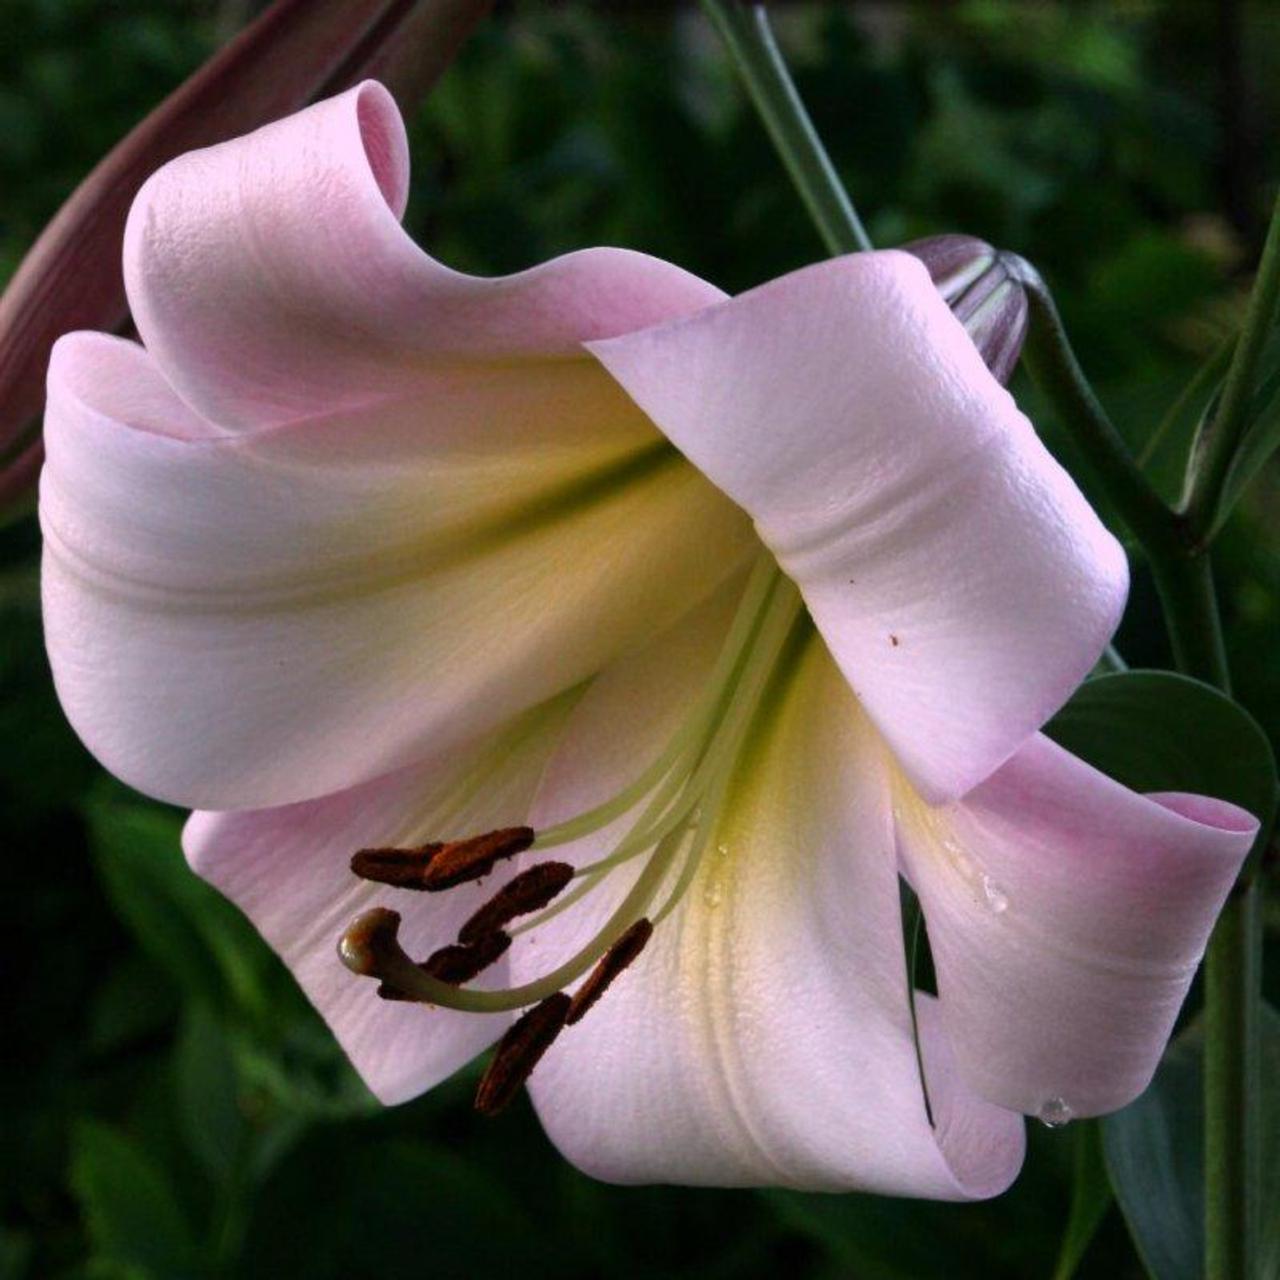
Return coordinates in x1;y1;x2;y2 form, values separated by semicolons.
518;631;1025;1195
896;734;1257;1118
591;252;1129;804
183;691;576;1105
123;81;725;431
0;2;490;507
41;332;751;809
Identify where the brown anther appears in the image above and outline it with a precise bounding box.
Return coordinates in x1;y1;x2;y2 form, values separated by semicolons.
565;918;654;1026
337;907;405;978
350;843;443;890
457;862;574;945
474;993;572;1116
421;826;536;891
376;931;513;1000
426;930;514;984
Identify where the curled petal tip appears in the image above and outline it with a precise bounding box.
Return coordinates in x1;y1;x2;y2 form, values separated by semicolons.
0;0;489;513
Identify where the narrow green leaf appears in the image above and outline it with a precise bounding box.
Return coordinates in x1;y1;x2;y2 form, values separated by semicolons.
1044;669;1277;830
1137;336;1231;503
84;793;270;1023
69;1120;200;1278
1218;369;1280;525
1102;1005;1280;1280
1051;1121;1112;1280
172;1007;245;1185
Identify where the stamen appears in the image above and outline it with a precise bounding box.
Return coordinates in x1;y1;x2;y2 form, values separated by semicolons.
474;993;572;1116
458;862;574;945
337;906;407;976
566;918;653;1025
350;844;443;889
421;826;535;891
378;931;512;998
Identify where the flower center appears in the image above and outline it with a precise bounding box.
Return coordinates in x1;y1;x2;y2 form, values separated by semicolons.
337;554;804;1111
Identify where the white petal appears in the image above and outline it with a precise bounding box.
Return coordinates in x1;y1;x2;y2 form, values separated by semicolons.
184;692;578;1105
41;332;752;810
591;252;1128;803
517;629;1025;1194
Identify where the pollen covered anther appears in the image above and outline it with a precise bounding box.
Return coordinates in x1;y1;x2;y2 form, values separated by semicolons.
474;993;572;1116
566;918;654;1026
350;843;443;889
420;826;536;891
458;862;575;945
377;930;513;999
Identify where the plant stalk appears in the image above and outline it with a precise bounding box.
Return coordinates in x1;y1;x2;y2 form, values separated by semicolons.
698;0;871;256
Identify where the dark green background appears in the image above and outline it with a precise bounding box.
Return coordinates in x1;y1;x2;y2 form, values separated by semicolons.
3;3;1278;1277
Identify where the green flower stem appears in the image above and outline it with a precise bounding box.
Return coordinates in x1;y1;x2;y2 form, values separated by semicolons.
1183;191;1280;543
1205;885;1262;1280
1014;262;1182;558
698;1;872;256
702;10;1262;1274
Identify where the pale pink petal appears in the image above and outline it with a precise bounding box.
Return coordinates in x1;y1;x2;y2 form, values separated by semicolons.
183;692;578;1105
516;631;1024;1194
0;2;491;508
41;333;751;809
895;734;1257;1118
123;81;724;432
591;252;1128;804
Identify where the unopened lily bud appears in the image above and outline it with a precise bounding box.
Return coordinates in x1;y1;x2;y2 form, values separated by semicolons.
0;0;491;516
903;234;1028;385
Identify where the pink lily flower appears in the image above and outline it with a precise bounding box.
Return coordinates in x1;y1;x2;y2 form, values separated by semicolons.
39;84;1258;1195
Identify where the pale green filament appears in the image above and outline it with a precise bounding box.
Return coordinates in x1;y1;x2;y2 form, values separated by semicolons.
371;555;804;1015
532;553;781;851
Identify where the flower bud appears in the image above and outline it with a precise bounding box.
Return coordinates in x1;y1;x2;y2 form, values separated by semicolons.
903;234;1029;385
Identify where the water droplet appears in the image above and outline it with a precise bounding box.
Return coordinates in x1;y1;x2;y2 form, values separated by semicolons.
703;882;722;908
1037;1096;1072;1128
981;874;1008;914
715;842;730;858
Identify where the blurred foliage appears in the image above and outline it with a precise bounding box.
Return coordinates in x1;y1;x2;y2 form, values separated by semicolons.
2;1;1280;1277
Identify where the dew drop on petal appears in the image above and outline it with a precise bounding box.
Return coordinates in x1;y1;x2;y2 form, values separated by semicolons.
1037;1096;1073;1128
715;842;730;858
981;873;1008;914
703;880;723;908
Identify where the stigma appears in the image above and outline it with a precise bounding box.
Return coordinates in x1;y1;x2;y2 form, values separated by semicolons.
337;555;805;1114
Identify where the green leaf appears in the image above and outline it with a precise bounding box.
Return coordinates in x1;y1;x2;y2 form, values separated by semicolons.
1051;1121;1112;1279
84;792;269;1023
172;1007;244;1185
69;1120;200;1279
1219;370;1280;526
1102;1005;1280;1280
239;1136;553;1280
1137;336;1231;504
1044;670;1277;830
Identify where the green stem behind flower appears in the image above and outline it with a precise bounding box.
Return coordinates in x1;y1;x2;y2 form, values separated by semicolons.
698;1;872;256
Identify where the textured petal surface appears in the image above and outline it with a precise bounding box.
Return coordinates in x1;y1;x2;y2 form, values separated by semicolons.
184;692;578;1105
591;252;1129;804
41;82;752;810
123;82;726;431
896;734;1257;1118
516;626;1024;1194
